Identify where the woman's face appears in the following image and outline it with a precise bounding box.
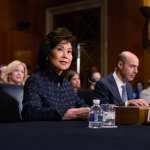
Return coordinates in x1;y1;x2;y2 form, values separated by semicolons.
9;64;25;85
49;40;73;74
70;73;81;89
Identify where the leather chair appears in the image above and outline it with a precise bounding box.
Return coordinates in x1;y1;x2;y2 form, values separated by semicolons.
0;84;23;121
77;89;95;106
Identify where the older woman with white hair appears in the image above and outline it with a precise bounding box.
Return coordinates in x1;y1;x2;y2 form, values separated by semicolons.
2;60;28;85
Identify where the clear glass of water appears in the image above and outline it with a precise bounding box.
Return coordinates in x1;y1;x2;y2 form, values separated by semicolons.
101;104;117;128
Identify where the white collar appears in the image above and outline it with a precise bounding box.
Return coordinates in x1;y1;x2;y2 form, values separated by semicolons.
113;72;126;87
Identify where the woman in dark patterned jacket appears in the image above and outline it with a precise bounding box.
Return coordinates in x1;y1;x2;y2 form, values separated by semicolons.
21;27;90;121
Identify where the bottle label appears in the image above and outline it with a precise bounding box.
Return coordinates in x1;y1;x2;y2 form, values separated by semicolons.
94;113;99;122
89;113;102;122
89;113;95;122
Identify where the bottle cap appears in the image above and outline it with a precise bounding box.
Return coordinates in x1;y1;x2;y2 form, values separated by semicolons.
93;99;100;105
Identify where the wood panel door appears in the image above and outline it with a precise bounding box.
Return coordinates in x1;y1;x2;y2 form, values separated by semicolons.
143;50;150;84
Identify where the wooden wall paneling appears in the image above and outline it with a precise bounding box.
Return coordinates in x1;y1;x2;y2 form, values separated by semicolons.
143;50;150;84
9;31;39;73
107;0;145;84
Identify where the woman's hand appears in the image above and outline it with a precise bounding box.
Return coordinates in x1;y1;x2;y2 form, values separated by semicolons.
63;107;90;120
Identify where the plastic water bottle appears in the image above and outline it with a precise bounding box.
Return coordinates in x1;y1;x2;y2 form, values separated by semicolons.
88;99;103;129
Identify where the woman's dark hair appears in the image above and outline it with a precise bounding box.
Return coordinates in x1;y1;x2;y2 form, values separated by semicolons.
38;27;77;69
66;70;78;81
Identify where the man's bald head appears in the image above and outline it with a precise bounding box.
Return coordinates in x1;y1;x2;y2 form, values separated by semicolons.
116;51;139;82
116;51;139;67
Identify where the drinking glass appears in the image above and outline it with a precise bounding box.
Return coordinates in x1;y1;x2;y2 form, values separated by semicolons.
101;104;117;128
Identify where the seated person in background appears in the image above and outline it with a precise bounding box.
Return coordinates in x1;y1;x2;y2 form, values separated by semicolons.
22;27;90;121
133;81;144;99
2;60;28;86
66;70;81;92
0;65;7;83
88;71;101;90
140;80;150;104
66;70;95;106
94;51;148;107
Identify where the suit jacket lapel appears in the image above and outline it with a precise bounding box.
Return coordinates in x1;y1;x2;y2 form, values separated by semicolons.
108;75;122;104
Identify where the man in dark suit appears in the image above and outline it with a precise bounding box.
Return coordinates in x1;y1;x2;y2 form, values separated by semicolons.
94;51;148;107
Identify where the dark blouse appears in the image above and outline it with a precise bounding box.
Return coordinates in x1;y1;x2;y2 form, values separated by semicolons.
21;68;85;121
